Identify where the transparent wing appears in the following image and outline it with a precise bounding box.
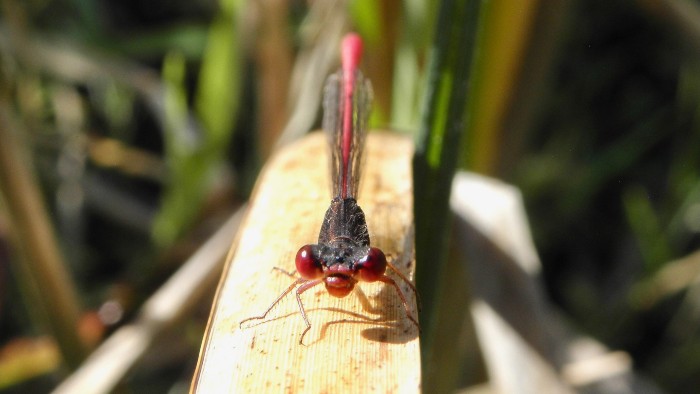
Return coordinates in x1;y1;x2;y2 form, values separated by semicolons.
322;70;373;199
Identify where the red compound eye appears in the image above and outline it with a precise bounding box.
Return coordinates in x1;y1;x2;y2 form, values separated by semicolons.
295;245;323;279
357;247;387;282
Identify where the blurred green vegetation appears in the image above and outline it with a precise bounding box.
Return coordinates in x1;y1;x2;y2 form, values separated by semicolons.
0;0;699;392
155;0;244;247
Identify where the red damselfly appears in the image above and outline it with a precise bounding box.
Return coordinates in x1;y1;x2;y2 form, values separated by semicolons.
240;33;420;345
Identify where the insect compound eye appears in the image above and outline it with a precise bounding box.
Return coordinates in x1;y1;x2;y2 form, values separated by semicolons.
357;247;387;282
295;244;323;279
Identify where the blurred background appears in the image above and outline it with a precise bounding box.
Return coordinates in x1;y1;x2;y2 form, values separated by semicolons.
1;0;699;392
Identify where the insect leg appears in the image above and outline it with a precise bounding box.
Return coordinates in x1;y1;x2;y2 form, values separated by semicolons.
386;259;422;311
295;279;324;345
272;266;298;278
239;278;306;327
377;275;420;331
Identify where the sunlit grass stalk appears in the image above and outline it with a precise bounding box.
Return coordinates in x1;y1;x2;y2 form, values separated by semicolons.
0;107;87;370
413;0;483;352
462;0;540;175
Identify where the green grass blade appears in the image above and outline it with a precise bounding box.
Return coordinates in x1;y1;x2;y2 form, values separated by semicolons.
413;0;483;355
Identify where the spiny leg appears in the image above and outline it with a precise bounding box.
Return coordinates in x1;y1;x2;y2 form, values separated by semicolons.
378;275;420;331
386;259;422;311
272;266;298;278
295;279;324;345
239;278;306;327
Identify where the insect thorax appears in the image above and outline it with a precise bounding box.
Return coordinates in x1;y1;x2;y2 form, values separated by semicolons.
317;198;370;247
